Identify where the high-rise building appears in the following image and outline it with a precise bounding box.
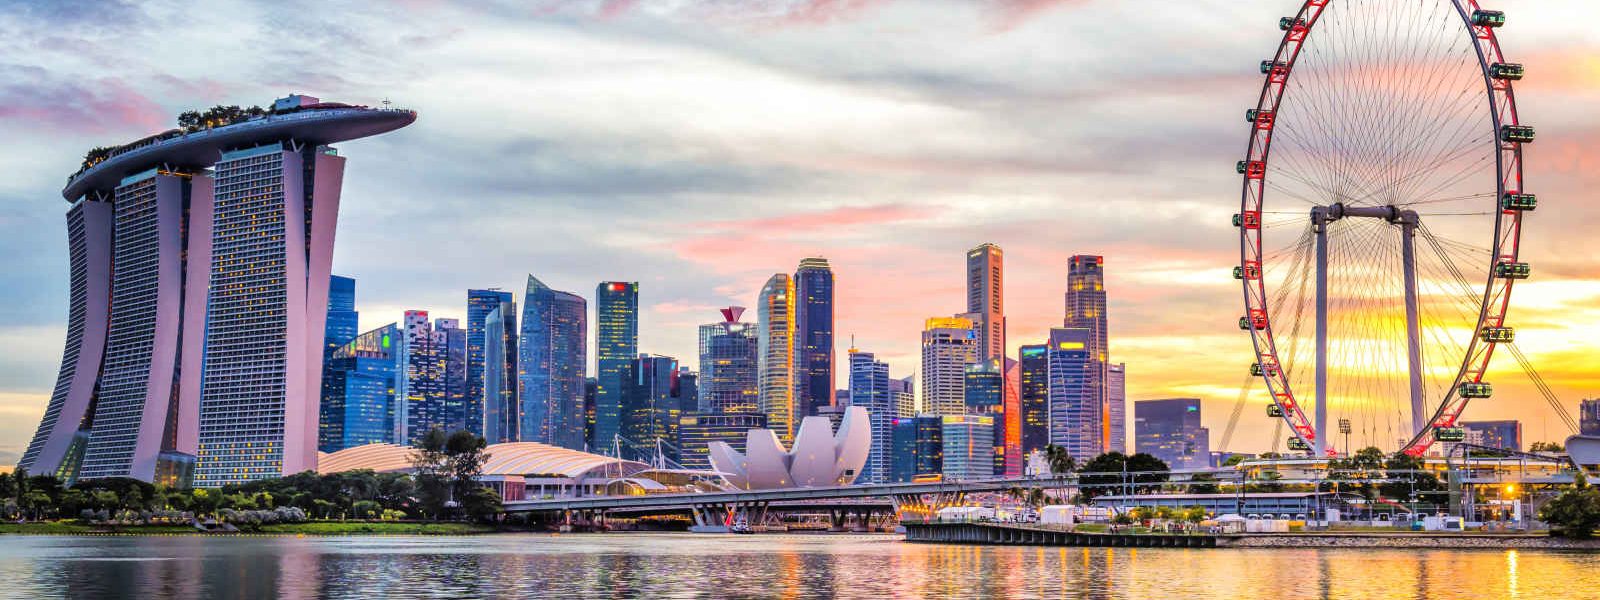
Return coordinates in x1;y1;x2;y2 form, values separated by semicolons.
18;97;413;487
467;289;514;437
848;347;893;484
891;376;916;419
942;414;995;481
699;308;759;414
921;315;979;416
622;354;682;462
401;310;446;443
436;318;468;432
1019;344;1050;457
594;282;639;453
1108;362;1127;454
482;301;518;443
966;243;1005;363
964;359;1005;477
793;257;835;417
1064;254;1110;453
1463;420;1523;452
1001;357;1022;478
318;275;360;448
677;412;767;470
891;414;945;482
521;275;587;450
1047;327;1100;461
890;418;919;483
319;324;402;452
583;377;597;449
1581;399;1600;436
1134;398;1210;469
757;274;797;443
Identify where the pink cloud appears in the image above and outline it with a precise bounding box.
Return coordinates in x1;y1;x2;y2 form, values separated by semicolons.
989;0;1090;32
0;72;167;135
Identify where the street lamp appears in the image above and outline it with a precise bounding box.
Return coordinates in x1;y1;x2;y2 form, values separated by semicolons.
1338;419;1352;456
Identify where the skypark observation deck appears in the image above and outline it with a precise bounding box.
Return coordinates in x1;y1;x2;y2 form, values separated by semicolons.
63;103;415;200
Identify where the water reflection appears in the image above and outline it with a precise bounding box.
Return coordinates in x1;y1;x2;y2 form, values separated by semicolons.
0;534;1594;599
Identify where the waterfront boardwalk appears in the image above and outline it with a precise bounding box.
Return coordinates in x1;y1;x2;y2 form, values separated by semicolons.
904;522;1600;550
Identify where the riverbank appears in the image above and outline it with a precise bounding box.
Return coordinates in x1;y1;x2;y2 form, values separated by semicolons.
903;522;1600;550
0;521;501;536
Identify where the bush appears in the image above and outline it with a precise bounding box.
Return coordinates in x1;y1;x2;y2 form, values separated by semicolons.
1539;486;1600;538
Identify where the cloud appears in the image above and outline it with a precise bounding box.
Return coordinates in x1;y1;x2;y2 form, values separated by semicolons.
0;65;168;134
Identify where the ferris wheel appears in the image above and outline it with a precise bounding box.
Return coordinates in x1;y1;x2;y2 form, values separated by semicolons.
1235;0;1531;456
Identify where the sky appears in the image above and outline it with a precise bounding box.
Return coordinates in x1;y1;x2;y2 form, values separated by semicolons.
0;0;1596;463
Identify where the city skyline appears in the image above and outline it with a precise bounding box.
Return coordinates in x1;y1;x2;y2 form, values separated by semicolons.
3;1;1599;465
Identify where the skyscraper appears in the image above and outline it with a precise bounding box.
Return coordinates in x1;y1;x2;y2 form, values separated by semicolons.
848;347;893;484
593;282;638;453
622;354;682;462
467;289;514;437
1462;420;1523;452
1047;327;1100;461
921;315;979;416
700;307;759;414
320;323;402;452
482;301;518;443
401;310;446;443
1108;362;1127;453
1001;357;1022;478
521;275;587;450
1134;398;1210;469
891;376;916;419
1583;399;1600;436
757;274;797;443
793;257;835;417
942;415;995;481
1019;344;1050;457
1064;255;1111;453
436;318;468;432
966;243;1005;363
319;275;360;448
18;96;413;487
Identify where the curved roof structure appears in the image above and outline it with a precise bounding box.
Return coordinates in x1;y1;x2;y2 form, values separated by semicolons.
63;105;416;200
318;442;651;481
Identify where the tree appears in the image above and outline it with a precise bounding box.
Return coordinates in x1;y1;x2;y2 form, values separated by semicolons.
410;427;495;520
1530;441;1565;453
1381;451;1442;503
1539;474;1600;538
1043;444;1076;476
1221;454;1251;467
1188;473;1221;495
461;487;503;523
1079;452;1170;500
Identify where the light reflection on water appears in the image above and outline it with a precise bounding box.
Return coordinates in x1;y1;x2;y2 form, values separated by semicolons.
0;533;1594;599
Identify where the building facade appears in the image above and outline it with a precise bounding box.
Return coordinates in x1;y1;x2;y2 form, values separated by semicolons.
400;311;446;443
1064;254;1110;454
467;289;515;437
966;243;1005;363
1047;327;1100;461
942;415;995;481
1581;399;1600;436
1133;398;1210;469
1108;362;1127;454
1019;344;1049;457
436;318;467;432
921;315;978;416
793;258;835;417
593;282;638;453
678;412;767;470
319;324;402;452
848;348;893;484
19;97;414;486
520;275;587;450
757;274;796;443
482;301;518;443
1462;420;1523;452
621;354;682;462
700;308;759;415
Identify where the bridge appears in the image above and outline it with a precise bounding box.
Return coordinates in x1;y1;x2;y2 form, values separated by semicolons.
503;477;1071;531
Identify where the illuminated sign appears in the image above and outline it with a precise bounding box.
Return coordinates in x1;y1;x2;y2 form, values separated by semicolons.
1057;342;1084;350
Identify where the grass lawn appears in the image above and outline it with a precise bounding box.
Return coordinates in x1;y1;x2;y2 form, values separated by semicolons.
0;522;198;535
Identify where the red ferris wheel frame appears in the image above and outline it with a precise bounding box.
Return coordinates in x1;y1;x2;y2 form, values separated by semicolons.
1236;0;1528;457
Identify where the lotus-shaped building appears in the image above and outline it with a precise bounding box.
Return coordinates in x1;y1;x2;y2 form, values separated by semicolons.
709;406;871;489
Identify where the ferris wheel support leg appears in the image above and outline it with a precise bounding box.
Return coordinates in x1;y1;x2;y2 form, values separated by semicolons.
1400;214;1426;437
1313;208;1330;456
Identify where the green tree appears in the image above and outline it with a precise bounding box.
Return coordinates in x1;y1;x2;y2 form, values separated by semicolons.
1380;451;1442;503
1221;454;1250;467
1529;441;1565;453
461;487;503;523
1188;473;1221;495
1539;474;1600;538
1078;452;1170;500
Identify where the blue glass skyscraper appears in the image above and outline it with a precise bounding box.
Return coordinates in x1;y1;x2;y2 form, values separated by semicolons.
520;276;587;449
483;300;518;443
593;282;638;453
1047;327;1099;461
848;348;892;484
467;289;514;437
320;323;402;452
623;354;682;462
793;258;835;418
319;275;359;444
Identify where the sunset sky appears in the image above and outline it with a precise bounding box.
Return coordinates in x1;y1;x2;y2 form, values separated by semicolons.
0;0;1595;462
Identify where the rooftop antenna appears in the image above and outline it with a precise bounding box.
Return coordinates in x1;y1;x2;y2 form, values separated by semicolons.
381;97;392;110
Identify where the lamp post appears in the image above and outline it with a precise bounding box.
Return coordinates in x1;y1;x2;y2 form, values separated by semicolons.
1338;419;1352;457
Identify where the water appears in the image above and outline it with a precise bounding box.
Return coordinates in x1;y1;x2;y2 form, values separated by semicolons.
0;533;1594;599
